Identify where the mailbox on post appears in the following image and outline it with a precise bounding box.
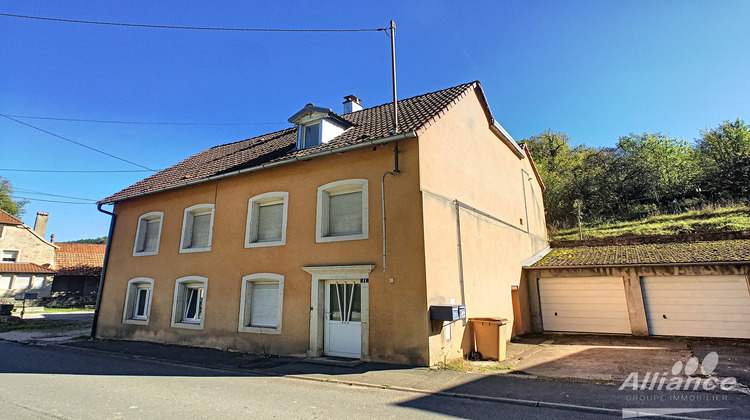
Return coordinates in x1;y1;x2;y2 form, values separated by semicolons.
429;304;466;321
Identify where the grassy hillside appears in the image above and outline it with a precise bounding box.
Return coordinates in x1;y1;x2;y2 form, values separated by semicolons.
551;205;750;241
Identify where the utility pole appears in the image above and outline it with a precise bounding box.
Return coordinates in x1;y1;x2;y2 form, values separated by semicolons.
387;20;398;134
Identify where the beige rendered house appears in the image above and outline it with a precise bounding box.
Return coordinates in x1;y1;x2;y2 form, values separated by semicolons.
0;210;57;299
95;81;548;365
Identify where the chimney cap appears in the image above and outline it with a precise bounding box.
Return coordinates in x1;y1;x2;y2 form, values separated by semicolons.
37;212;49;216
343;95;361;104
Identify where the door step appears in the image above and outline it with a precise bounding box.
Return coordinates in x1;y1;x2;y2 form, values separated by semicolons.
304;356;363;367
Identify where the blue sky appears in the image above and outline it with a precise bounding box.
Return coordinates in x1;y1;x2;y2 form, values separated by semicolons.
1;1;748;241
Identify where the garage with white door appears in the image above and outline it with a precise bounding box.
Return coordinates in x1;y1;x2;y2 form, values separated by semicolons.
537;277;632;334
641;275;750;339
524;235;750;339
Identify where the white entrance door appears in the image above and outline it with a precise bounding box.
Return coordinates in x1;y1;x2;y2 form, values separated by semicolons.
642;275;750;339
538;277;632;334
324;280;362;358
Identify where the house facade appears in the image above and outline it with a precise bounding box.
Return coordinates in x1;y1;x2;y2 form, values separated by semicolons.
0;210;57;298
95;82;548;365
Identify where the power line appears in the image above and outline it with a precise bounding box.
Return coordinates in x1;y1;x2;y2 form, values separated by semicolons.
3;114;286;126
0;168;157;173
11;195;96;205
14;188;98;201
1;114;157;171
0;13;387;32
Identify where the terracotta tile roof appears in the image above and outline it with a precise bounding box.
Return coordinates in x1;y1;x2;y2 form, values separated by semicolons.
0;209;23;225
101;82;480;203
529;239;750;268
0;262;56;274
54;243;106;275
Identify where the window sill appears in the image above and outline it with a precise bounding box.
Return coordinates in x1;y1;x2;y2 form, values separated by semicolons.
170;320;204;330
239;325;281;335
244;239;286;249
178;246;212;254
132;250;159;257
122;318;150;325
315;233;368;243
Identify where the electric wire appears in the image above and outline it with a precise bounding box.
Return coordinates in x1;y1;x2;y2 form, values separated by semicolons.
2;114;285;126
11;196;96;205
0;13;387;32
0;168;157;173
1;114;157;171
14;188;98;202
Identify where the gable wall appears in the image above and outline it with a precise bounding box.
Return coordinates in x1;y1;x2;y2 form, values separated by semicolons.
418;89;548;364
96;139;431;365
0;224;55;267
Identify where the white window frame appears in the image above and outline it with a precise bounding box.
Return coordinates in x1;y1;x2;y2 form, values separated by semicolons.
171;276;207;330
1;249;20;262
297;121;322;149
316;179;368;243
122;277;154;325
132;212;164;256
238;273;284;334
245;192;289;248
179;204;215;253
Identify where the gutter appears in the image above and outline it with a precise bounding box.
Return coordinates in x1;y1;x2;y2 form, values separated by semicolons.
100;131;418;205
524;260;750;270
91;203;116;338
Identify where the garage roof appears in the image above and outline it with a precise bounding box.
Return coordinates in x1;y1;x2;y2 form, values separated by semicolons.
528;239;750;268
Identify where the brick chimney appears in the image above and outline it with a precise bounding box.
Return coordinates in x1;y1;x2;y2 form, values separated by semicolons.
34;212;49;237
343;95;362;114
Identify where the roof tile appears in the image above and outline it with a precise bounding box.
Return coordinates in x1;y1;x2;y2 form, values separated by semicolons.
0;262;56;274
0;209;23;225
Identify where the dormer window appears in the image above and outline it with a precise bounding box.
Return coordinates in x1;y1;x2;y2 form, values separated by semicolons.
302;122;321;148
289;103;354;150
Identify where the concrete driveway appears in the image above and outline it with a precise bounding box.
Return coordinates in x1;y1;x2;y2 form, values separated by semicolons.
499;334;750;391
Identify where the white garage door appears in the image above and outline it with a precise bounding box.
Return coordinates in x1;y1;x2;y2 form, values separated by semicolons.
538;277;631;334
641;275;750;339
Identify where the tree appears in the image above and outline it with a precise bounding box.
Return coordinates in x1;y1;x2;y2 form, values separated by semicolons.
696;118;750;201
69;237;108;244
0;176;28;217
523;131;581;227
614;133;696;208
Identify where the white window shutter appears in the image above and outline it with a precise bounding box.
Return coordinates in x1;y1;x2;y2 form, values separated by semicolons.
191;213;211;247
250;282;279;327
257;203;283;241
143;219;160;251
328;191;363;235
0;275;12;289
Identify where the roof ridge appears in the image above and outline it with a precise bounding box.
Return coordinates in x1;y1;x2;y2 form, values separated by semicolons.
0;208;24;225
339;80;478;117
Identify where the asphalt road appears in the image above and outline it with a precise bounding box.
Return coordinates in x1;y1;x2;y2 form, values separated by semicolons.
0;341;616;419
0;340;748;419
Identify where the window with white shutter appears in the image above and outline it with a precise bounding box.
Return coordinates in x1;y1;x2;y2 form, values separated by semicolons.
238;273;284;334
0;275;12;289
245;192;289;248
180;205;215;253
133;212;163;256
316;179;368;243
12;275;31;289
